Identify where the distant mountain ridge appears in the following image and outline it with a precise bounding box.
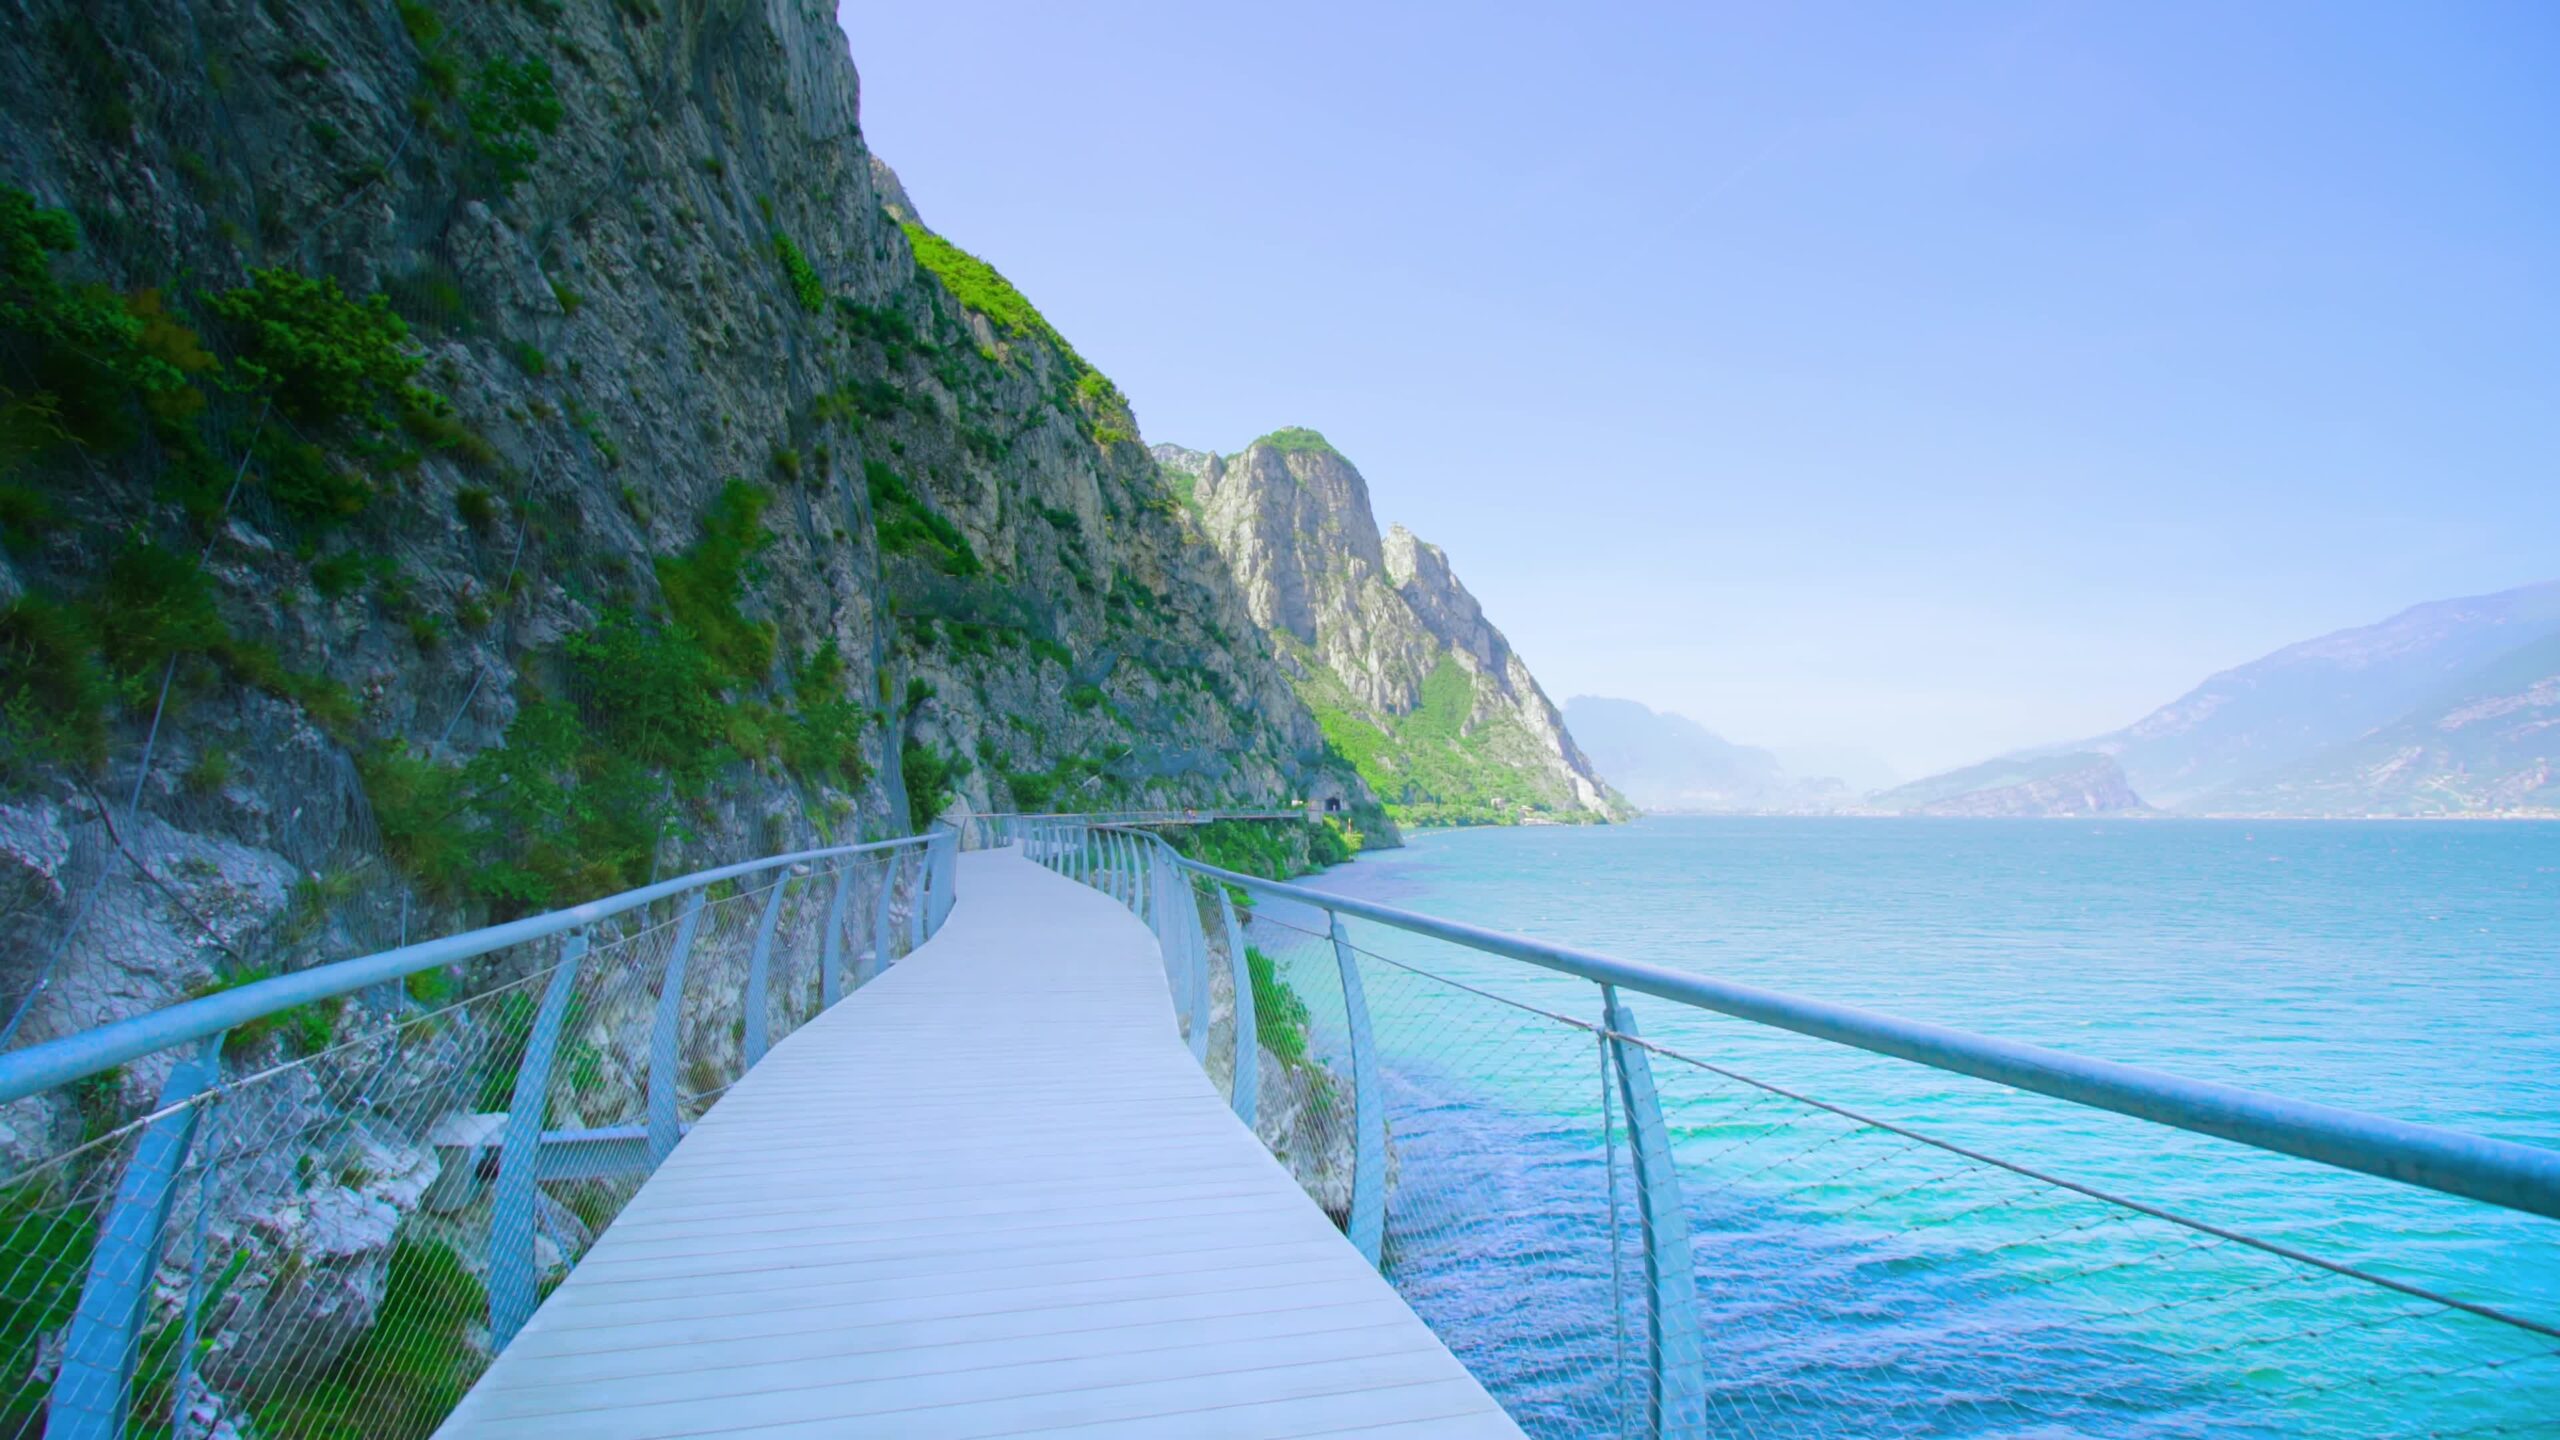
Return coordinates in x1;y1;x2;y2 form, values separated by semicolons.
2202;628;2560;816
1894;580;2560;817
2082;581;2560;809
1872;752;2146;818
1562;697;1853;813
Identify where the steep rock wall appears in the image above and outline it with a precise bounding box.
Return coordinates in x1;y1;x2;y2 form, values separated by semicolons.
0;0;1356;1080
1162;433;1620;824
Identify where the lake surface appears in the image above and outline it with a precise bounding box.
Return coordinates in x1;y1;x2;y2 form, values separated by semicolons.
1240;818;2560;1438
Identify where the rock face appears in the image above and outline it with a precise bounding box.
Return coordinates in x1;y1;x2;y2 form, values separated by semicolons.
0;3;1387;1415
1874;753;2148;818
1563;695;1855;813
0;0;1369;1055
1162;432;1622;825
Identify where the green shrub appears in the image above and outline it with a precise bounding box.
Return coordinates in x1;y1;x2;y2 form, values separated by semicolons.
772;231;823;313
453;485;500;533
1247;947;1312;1066
901;738;957;831
212;268;426;430
779;650;870;791
1253;426;1335;455
564;615;732;785
466;58;563;190
0;598;108;777
653;478;775;682
254;435;372;522
248;1238;487;1440
397;0;443;45
96;540;227;693
811;377;912;425
863;460;978;577
309;549;367;598
385;261;470;333
2;1182;95;1430
182;744;233;796
836;301;915;349
0;187;192;455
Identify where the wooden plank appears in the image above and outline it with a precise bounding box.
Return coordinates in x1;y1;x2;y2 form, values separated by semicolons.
434;848;1523;1439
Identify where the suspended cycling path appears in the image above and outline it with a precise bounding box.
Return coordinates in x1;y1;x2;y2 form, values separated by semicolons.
4;815;2556;1437
432;846;1523;1438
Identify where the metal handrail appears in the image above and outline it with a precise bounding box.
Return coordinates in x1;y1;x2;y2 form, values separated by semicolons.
0;833;943;1104
1168;850;2560;1224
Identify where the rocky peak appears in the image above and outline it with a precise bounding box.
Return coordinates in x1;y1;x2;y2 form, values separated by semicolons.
868;155;922;226
1193;437;1411;696
1181;432;1625;823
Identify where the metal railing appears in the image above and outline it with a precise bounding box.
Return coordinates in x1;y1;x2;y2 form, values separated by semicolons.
1012;818;2560;1440
950;807;1306;850
0;827;956;1439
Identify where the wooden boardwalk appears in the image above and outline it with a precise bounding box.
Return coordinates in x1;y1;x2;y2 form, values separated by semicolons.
437;846;1524;1438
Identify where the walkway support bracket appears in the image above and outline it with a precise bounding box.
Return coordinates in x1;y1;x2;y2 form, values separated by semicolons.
907;843;930;952
48;1033;224;1439
743;873;791;1066
490;928;587;1349
1221;888;1258;1126
1603;984;1705;1440
1179;867;1210;1064
648;892;708;1169
820;860;856;1007
1331;912;1387;1266
867;851;898;984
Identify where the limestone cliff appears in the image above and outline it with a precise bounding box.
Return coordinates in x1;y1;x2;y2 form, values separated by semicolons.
1159;431;1623;825
0;0;1363;1075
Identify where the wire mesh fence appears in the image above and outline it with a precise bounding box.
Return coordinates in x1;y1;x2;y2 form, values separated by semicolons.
1042;825;2560;1440
1;837;939;1439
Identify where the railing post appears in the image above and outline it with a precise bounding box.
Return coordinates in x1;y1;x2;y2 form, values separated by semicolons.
490;928;586;1350
867;849;898;983
819;859;856;1008
1602;984;1706;1440
1329;912;1387;1266
647;891;708;1169
1181;869;1210;1064
931;829;957;933
742;874;791;1067
907;843;929;951
48;1033;224;1439
1220;886;1258;1125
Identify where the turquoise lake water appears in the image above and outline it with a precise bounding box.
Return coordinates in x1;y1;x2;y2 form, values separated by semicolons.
1239;818;2560;1437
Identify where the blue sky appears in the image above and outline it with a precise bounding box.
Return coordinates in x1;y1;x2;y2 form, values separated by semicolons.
838;1;2559;779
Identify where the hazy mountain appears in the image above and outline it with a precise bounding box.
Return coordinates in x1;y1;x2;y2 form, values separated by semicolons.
1871;753;2148;818
1889;579;2560;818
1561;697;1853;813
2084;581;2560;810
2201;629;2560;816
